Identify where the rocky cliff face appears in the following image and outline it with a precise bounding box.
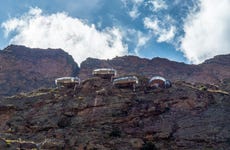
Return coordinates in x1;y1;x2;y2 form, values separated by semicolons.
0;45;79;97
0;45;229;149
0;78;229;149
198;54;230;83
80;55;230;84
0;44;229;97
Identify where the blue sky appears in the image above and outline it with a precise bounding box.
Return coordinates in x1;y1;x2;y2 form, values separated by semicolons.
0;0;230;65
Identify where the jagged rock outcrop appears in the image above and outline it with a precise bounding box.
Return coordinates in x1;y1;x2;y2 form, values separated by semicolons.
80;54;230;84
0;45;79;97
0;78;229;149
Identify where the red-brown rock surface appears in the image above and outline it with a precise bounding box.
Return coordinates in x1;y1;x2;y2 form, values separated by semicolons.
0;45;79;97
0;45;229;149
79;54;230;84
0;78;229;149
0;44;229;97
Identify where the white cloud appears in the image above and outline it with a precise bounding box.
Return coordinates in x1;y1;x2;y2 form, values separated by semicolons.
144;17;176;43
129;6;141;19
122;0;144;19
134;31;151;55
123;0;167;19
157;26;176;42
181;0;230;64
119;28;151;56
147;0;167;11
1;7;128;64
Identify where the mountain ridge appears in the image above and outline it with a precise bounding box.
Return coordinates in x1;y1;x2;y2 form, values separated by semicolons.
79;54;230;84
0;44;229;97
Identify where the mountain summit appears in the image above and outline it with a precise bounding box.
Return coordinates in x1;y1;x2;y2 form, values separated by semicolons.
0;45;79;97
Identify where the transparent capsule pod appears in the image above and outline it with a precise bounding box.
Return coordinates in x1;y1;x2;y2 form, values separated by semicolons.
113;75;138;91
92;68;117;79
55;77;80;89
149;76;171;88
